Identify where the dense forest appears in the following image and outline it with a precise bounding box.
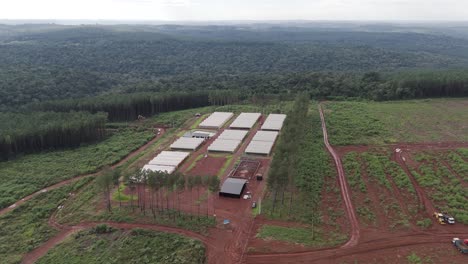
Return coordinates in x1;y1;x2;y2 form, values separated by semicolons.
1;24;468;110
0;111;106;160
1;23;468;159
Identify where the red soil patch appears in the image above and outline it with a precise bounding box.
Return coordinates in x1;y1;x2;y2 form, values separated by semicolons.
229;159;261;179
188;156;227;176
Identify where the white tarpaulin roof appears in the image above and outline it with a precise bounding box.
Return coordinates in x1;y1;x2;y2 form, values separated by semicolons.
208;139;242;153
245;140;275;155
142;164;176;174
229;113;261;129
261;114;287;131
245;130;279;155
251;131;279;142
199;112;234;129
218;129;248;141
148;151;190;167
170;137;205;150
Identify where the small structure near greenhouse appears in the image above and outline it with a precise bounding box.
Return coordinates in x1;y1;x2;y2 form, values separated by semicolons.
245;131;279;155
170;137;205;151
219;178;248;198
199;112;234;129
183;130;216;139
229;113;261;129
261;114;287;131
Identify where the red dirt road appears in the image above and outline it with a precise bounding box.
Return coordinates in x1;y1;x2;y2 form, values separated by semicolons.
318;104;360;248
9;108;468;264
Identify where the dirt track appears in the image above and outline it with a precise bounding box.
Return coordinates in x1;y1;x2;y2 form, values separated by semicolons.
318;104;360;248
3;108;467;264
0;129;165;217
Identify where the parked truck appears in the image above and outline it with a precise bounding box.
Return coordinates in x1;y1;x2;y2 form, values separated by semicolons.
433;211;455;225
452;238;468;254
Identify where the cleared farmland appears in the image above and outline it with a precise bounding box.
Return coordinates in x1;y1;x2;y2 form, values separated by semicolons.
324;99;468;145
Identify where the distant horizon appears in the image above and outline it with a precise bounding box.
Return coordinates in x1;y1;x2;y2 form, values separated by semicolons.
2;19;468;26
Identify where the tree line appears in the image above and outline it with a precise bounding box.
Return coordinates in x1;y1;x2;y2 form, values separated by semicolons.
29;91;241;122
0;111;107;160
2;69;467;112
97;167;221;220
267;95;310;215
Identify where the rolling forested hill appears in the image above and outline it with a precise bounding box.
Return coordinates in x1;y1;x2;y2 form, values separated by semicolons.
1;23;468;109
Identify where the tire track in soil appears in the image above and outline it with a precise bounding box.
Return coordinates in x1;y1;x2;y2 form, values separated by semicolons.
0;129;166;217
383;169;416;230
359;160;389;228
318;104;360;248
393;150;436;215
440;160;468;188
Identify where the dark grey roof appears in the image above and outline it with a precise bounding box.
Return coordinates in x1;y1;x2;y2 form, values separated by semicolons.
220;178;247;195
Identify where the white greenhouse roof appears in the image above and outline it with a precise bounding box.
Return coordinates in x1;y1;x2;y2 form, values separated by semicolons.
170;137;205;150
261;114;287;131
229;113;261;129
148;151;190;167
208;139;242;153
199;112;234;129
218;129;248;141
251;131;279;142
142;164;176;174
245;141;275;155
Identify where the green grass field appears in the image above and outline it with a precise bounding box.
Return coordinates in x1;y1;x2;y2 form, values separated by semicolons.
0;178;92;264
0;129;154;209
411;151;468;224
324;98;468;145
36;227;205;264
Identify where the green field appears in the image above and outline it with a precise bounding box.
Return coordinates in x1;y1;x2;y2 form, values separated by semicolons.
262;103;334;223
36;227;205;264
0;178;91;264
0;129;154;209
411;151;468;224
259;102;349;248
324;99;468;145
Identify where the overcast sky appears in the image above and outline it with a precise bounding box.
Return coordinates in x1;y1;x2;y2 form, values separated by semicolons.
1;0;467;21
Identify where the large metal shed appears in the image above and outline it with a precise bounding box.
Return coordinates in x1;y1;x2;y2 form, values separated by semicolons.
148;151;190;167
219;178;248;198
245;140;275;155
218;129;248;141
245;130;279;155
251;131;279;142
261;114;287;131
208;139;242;153
229;113;261;129
199;112;234;129
170;137;205;151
